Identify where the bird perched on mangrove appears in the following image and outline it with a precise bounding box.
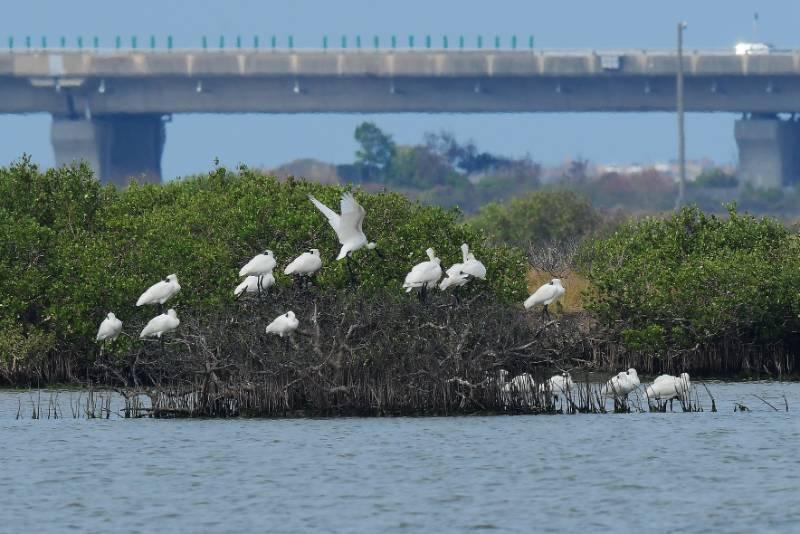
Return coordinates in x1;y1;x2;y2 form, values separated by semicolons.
266;311;299;337
139;309;180;339
234;274;275;298
645;373;691;404
136;274;181;311
308;192;379;285
603;368;640;399
96;312;123;343
284;249;323;286
239;250;277;293
403;247;442;302
439;243;487;292
524;278;565;318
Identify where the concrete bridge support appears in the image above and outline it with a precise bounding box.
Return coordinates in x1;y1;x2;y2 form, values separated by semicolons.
51;114;165;186
735;115;800;189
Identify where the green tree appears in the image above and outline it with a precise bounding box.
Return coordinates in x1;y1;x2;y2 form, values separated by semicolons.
469;190;601;248
354;122;396;172
579;205;800;352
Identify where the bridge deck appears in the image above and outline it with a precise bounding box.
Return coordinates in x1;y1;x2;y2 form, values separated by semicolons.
1;50;800;114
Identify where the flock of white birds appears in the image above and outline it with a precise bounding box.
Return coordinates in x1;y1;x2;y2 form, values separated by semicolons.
93;191;692;403
495;367;692;407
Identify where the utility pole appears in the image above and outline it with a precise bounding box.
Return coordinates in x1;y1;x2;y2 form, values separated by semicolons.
753;12;759;42
675;21;688;210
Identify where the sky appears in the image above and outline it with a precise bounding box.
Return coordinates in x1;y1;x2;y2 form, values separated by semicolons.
1;0;798;179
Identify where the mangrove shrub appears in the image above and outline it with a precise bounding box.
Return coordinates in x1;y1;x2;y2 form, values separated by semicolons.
0;157;527;377
580;205;800;352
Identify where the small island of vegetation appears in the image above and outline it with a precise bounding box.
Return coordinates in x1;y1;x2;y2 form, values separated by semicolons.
1;156;798;416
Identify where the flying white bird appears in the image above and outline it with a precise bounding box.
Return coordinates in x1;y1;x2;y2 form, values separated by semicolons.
284;249;323;284
234;274;275;298
96;312;123;342
524;278;565;318
645;373;691;404
308;192;377;260
139;309;180;339
266;311;299;337
439;243;487;291
403;247;442;302
136;274;181;309
603;368;641;399
239;250;277;278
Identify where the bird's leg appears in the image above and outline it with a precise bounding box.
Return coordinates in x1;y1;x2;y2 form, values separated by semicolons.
345;256;357;287
542;304;549;320
159;336;166;359
453;287;461;306
159;303;165;314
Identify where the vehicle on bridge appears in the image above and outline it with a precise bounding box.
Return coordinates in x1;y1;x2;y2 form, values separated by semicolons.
734;42;773;55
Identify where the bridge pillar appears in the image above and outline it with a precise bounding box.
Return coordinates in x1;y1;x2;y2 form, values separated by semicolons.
51;114;165;186
735;115;800;189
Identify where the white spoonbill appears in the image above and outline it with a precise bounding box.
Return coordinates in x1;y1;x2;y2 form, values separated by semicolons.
645;373;691;404
308;192;377;260
96;312;123;342
309;192;379;285
603;368;640;398
540;372;575;401
504;373;537;406
136;274;181;310
524;278;565;318
403;248;442;302
139;309;180;339
461;244;487;280
239;250;277;292
266;311;299;337
284;249;322;286
439;243;487;292
234;274;275;298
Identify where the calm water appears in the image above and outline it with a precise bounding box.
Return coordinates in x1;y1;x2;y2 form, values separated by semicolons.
1;382;799;533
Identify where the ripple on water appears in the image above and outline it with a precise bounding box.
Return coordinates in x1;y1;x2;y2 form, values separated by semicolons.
0;382;799;532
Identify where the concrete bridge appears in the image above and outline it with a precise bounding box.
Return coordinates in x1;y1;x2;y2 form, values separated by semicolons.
3;49;800;188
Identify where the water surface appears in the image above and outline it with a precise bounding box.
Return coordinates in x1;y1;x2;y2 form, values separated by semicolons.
1;382;798;533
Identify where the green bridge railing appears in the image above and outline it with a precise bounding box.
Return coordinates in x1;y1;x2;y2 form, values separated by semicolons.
3;34;535;52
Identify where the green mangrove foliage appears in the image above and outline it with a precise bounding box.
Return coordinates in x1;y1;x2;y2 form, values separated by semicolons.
580;206;800;352
469;190;602;249
0;157;527;373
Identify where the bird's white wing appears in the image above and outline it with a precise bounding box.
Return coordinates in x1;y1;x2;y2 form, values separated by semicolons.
96;319;118;341
339;192;366;242
283;256;302;275
140;316;163;338
234;276;257;296
524;283;558;308
136;281;166;306
266;315;287;333
239;257;257;277
309;195;345;243
444;262;464;279
461;259;487;279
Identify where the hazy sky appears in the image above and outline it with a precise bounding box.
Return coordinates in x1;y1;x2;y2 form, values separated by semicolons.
1;0;797;178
